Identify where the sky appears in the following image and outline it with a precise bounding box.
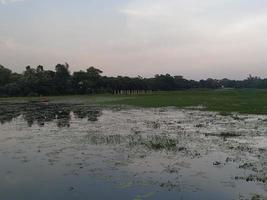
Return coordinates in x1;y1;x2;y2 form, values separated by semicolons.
1;0;267;80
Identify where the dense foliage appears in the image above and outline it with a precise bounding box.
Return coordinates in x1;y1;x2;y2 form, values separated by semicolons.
0;63;264;97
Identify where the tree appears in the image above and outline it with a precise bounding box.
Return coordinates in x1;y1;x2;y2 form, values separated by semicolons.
72;66;103;94
36;65;44;73
86;67;103;79
0;65;12;86
2;63;267;97
54;63;71;94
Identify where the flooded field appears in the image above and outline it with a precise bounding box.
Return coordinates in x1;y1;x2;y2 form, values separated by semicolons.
0;103;266;200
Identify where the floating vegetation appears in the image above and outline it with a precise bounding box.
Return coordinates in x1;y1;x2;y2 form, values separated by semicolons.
117;181;133;189
143;135;178;151
251;194;267;200
134;192;155;200
205;132;241;138
235;175;267;183
0;104;266;199
219;111;233;116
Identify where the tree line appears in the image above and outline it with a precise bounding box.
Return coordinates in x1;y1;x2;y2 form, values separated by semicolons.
0;63;265;97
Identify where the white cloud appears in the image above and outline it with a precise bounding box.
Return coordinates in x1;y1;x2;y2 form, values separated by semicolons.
0;0;25;4
120;0;267;42
1;0;267;78
114;0;267;78
0;37;20;49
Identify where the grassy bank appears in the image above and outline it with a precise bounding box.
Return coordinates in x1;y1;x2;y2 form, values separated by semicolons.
1;89;267;115
112;89;267;114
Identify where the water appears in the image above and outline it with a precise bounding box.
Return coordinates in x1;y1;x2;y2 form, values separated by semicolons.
0;103;266;200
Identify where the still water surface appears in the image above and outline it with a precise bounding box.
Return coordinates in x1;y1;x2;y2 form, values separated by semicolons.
0;103;266;200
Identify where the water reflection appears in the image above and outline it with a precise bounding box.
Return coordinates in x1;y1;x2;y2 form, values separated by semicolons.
0;104;266;200
0;103;102;127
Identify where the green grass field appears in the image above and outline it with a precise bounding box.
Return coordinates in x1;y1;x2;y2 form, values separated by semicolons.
1;89;267;115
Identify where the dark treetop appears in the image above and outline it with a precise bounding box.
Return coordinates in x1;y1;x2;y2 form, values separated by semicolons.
0;64;265;97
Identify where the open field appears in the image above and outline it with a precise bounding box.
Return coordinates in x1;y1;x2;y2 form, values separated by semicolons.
1;89;267;115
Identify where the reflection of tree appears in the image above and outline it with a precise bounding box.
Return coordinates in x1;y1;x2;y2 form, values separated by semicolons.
0;103;102;127
23;105;58;127
73;107;101;122
0;104;22;124
56;109;71;128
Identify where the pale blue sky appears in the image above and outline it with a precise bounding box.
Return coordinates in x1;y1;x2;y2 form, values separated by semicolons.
1;0;267;79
